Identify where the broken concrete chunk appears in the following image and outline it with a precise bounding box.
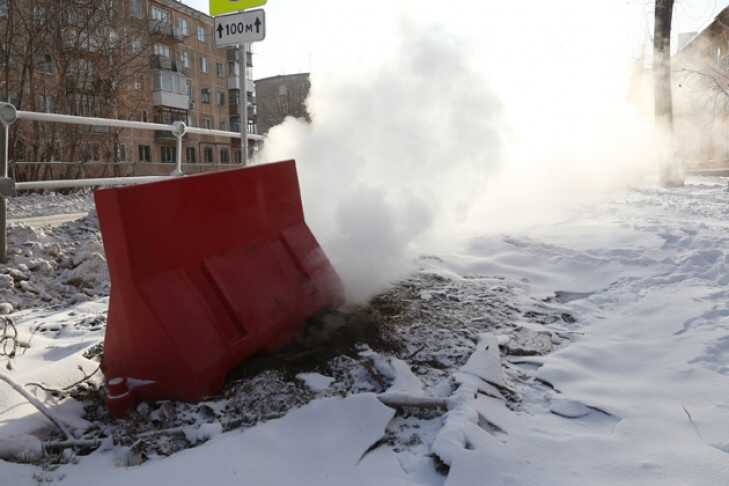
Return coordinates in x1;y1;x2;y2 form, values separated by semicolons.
504;327;553;356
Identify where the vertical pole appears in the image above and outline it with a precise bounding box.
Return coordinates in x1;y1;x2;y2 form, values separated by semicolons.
175;133;183;176
240;43;248;165
0;124;7;262
2;124;8;178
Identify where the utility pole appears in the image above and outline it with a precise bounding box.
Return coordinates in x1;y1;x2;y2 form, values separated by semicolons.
653;0;684;186
240;43;248;165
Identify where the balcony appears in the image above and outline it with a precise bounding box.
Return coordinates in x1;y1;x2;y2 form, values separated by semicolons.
227;76;255;92
150;20;173;36
152;91;190;111
226;49;253;67
151;54;173;71
152;70;191;110
149;20;188;42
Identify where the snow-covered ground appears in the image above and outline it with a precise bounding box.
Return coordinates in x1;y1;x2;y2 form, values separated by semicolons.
2;178;729;485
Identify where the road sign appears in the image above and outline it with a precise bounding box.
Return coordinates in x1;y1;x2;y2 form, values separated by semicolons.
214;9;266;48
209;0;267;17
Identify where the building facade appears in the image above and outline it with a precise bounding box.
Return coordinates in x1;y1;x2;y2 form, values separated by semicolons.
255;73;310;135
674;7;729;166
0;0;258;169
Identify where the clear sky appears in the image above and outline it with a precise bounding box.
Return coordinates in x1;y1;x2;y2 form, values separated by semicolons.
182;0;729;80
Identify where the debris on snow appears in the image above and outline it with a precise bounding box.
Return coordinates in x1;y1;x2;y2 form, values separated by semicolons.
296;372;335;392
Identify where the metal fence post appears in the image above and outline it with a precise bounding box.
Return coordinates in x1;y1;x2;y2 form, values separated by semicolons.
0;103;18;263
172;121;186;177
0;126;6;263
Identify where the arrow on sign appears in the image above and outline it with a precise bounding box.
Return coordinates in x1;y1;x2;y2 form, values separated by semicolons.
217;24;224;39
255;17;261;33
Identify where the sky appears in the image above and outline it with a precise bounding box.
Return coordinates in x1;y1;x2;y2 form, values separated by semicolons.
183;0;729;80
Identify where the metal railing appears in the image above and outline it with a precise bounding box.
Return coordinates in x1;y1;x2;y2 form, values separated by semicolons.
0;103;265;260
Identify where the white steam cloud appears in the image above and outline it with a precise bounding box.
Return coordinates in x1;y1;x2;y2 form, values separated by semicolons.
257;1;661;303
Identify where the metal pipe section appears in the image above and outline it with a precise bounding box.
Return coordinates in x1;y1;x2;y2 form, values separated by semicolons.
185;126;263;141
3;124;8;179
175;135;184;176
16;176;174;191
16;111;173;132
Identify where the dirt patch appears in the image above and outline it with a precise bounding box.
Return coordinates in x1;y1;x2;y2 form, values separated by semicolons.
28;263;574;468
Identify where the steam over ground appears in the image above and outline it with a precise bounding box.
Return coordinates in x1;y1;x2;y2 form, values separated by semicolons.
257;0;661;302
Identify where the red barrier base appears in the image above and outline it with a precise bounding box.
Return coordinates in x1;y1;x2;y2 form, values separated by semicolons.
95;161;344;416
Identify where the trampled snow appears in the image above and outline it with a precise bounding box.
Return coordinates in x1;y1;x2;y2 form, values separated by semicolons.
2;177;729;485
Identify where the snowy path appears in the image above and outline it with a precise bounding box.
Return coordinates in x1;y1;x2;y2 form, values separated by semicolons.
443;179;729;485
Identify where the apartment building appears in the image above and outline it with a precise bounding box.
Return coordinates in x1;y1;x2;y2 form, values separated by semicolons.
255;73;310;135
0;0;258;166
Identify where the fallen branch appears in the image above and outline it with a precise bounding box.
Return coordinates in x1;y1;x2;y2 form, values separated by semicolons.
43;439;102;450
0;372;73;440
0;317;18;360
26;364;101;397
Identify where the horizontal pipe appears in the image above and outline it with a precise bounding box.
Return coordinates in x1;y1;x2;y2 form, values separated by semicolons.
185;126;264;141
16;176;175;191
16;111;265;142
17;111;173;132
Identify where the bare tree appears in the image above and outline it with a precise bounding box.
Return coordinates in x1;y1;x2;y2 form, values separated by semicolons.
0;0;158;180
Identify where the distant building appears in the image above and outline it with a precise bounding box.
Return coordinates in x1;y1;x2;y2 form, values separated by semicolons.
674;7;729;166
255;73;310;135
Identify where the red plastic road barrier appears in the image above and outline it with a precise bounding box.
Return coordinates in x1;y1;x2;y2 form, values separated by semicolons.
94;160;344;416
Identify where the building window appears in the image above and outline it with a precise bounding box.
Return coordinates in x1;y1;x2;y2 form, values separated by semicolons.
186;147;196;163
80;143;99;162
154;44;170;58
218;91;225;106
179;49;190;69
38;55;54;74
197;25;206;42
234;150;241;164
32;6;47;23
131;38;142;54
216;63;224;78
177;18;189;36
114;143;128;162
38;95;55;113
201;88;210;104
204;146;214;163
203;117;212;129
130;0;142;18
0;0;7;17
200;56;208;73
161;145;176;163
220;147;230;164
151;6;169;23
219;120;227;131
139;145;151;162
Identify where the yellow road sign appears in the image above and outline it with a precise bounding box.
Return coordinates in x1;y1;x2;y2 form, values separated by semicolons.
210;0;267;17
